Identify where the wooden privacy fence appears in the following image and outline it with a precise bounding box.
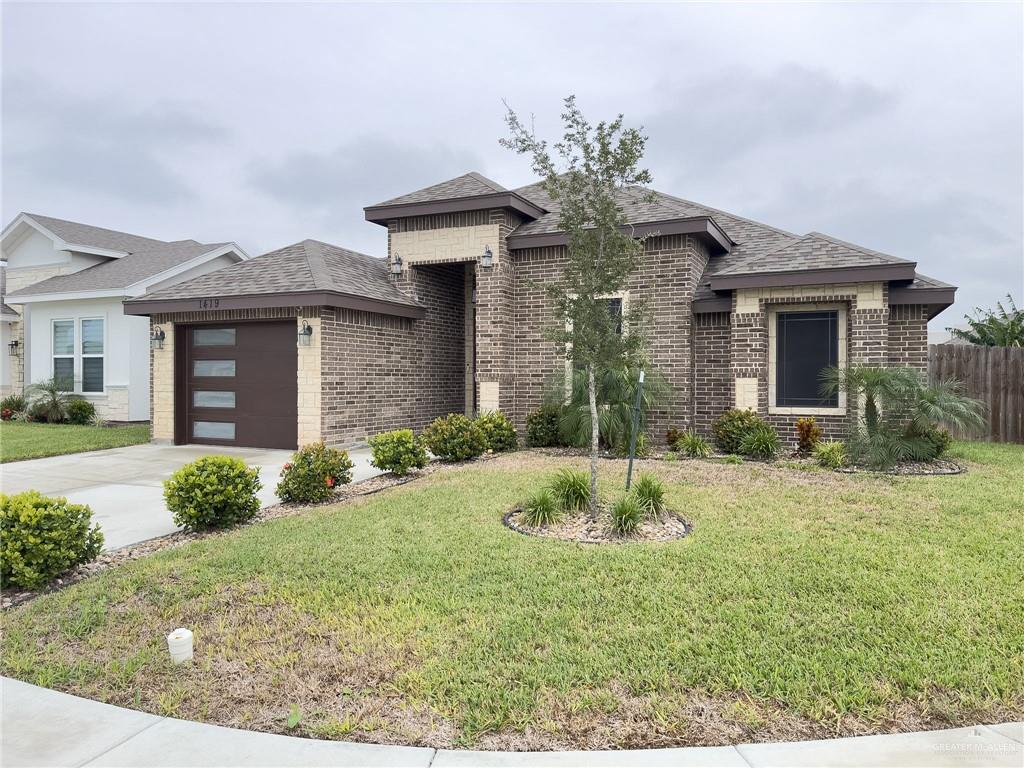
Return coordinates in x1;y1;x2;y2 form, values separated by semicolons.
928;344;1024;443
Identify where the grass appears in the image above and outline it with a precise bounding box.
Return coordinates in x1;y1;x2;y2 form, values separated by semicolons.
2;442;1022;749
0;422;151;462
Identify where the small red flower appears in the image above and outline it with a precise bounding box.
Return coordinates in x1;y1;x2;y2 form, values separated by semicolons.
325;476;334;488
283;463;292;471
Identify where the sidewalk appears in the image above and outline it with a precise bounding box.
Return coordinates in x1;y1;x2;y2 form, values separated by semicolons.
2;678;1021;767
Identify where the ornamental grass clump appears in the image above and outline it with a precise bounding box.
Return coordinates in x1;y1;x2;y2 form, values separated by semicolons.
814;440;847;469
610;494;645;536
368;429;428;476
521;488;561;527
630;473;665;519
675;430;712;458
0;491;103;589
739;422;780;460
276;443;354;504
164;456;262;531
550;468;590;512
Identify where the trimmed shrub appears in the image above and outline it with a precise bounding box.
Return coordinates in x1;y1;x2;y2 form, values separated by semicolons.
66;398;97;425
795;417;822;454
164;456;262;531
631;473;665;518
908;424;953;459
712;409;765;454
277;442;354;504
368;429;428;476
665;427;683;448
739;422;779;460
1;491;103;589
676;430;712;458
610;494;644;536
550;468;590;512
422;414;487;462
526;405;562;448
0;393;27;415
521;488;561;527
26;399;54;423
814;440;847;469
475;411;518;453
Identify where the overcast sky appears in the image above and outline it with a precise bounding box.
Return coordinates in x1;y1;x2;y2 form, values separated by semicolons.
3;2;1022;329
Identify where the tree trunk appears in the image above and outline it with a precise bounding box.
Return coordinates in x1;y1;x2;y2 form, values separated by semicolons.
588;363;600;518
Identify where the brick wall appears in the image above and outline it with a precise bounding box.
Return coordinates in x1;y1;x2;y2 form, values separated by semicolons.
692;312;732;435
889;304;929;374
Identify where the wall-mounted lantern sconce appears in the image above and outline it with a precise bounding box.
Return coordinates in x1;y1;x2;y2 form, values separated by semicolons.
481;245;493;268
150;327;166;351
7;338;20;357
391;253;403;275
298;320;314;347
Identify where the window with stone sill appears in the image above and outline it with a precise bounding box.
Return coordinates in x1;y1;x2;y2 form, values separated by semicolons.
774;310;839;409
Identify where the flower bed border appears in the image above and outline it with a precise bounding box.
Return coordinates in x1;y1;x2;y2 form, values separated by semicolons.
503;507;692;545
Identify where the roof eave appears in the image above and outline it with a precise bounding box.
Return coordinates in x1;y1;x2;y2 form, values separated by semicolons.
364;192;547;225
507;216;733;254
709;262;917;291
890;285;957;318
124;290;426;319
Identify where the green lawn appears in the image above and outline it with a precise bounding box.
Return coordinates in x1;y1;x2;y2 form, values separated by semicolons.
0;421;151;462
2;443;1021;749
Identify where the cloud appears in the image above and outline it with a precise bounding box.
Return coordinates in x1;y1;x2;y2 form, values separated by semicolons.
247;136;483;213
642;65;897;175
1;76;226;205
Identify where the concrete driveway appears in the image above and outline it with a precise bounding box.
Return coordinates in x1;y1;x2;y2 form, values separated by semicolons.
0;443;380;550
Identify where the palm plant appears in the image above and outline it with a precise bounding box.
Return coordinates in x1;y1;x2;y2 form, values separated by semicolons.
910;379;986;436
26;377;74;424
820;365;920;436
949;295;1022;347
557;364;670;453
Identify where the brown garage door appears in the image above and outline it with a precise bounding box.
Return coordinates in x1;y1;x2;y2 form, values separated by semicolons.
179;321;297;449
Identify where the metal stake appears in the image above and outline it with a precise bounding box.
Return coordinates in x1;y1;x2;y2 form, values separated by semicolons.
625;369;645;491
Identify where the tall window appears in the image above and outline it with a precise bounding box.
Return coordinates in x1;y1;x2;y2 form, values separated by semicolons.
775;310;839;408
81;318;104;393
52;320;74;390
606;297;623;335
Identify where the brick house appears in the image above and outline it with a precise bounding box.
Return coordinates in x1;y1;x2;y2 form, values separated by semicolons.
125;172;955;449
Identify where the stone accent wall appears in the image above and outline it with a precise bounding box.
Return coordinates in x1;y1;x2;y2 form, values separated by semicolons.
9;318;25;393
889;304;929;375
151;318;175;441
390;224;500;268
4;265;73;294
692;312;733;435
727;282;890;445
297;316;321;445
92;386;130;422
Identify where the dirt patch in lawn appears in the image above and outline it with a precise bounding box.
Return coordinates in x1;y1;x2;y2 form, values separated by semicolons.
504;507;691;544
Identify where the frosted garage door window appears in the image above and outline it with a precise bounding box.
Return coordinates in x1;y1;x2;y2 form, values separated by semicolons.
193;421;235;440
193;360;236;377
194;328;236;346
193;390;236;408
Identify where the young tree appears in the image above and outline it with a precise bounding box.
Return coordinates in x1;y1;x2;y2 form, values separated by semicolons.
949;295;1023;347
502;96;651;513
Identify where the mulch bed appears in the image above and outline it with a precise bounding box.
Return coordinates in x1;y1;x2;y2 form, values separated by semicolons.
505;507;691;544
0;456;508;612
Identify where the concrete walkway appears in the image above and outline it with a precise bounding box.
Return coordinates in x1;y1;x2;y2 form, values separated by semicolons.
2;678;1020;768
0;443;381;550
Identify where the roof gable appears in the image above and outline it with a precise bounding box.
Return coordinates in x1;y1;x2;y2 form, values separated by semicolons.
372;172;508;207
2;213;170;257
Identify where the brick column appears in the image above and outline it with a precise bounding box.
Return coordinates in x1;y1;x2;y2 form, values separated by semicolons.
473;209;515;415
151;320;175;441
297;315;321;445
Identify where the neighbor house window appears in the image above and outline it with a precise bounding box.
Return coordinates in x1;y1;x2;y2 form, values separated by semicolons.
52;320;74;390
775;310;839;408
81;318;104;393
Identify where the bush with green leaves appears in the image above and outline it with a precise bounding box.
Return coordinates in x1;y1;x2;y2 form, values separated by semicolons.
910;424;953;458
422;413;488;462
277;442;354;504
675;430;712;458
610;494;645;536
368;429;427;476
795;417;822;454
739;422;779;460
164;455;262;531
1;491;104;589
66;398;97;425
525;405;563;447
475;411;518;453
521;488;561;527
631;473;665;518
712;409;766;454
949;294;1022;347
550;468;590;512
0;393;27;415
814;440;847;469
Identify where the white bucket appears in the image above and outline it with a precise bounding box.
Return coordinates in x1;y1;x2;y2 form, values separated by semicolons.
166;628;194;665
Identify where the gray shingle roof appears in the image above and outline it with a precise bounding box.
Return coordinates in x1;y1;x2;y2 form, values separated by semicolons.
1;303;18;320
7;242;232;297
372;172;508;207
132;239;418;308
713;231;913;277
22;213;170;254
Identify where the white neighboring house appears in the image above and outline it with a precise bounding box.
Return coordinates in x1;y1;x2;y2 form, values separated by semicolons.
1;214;249;421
